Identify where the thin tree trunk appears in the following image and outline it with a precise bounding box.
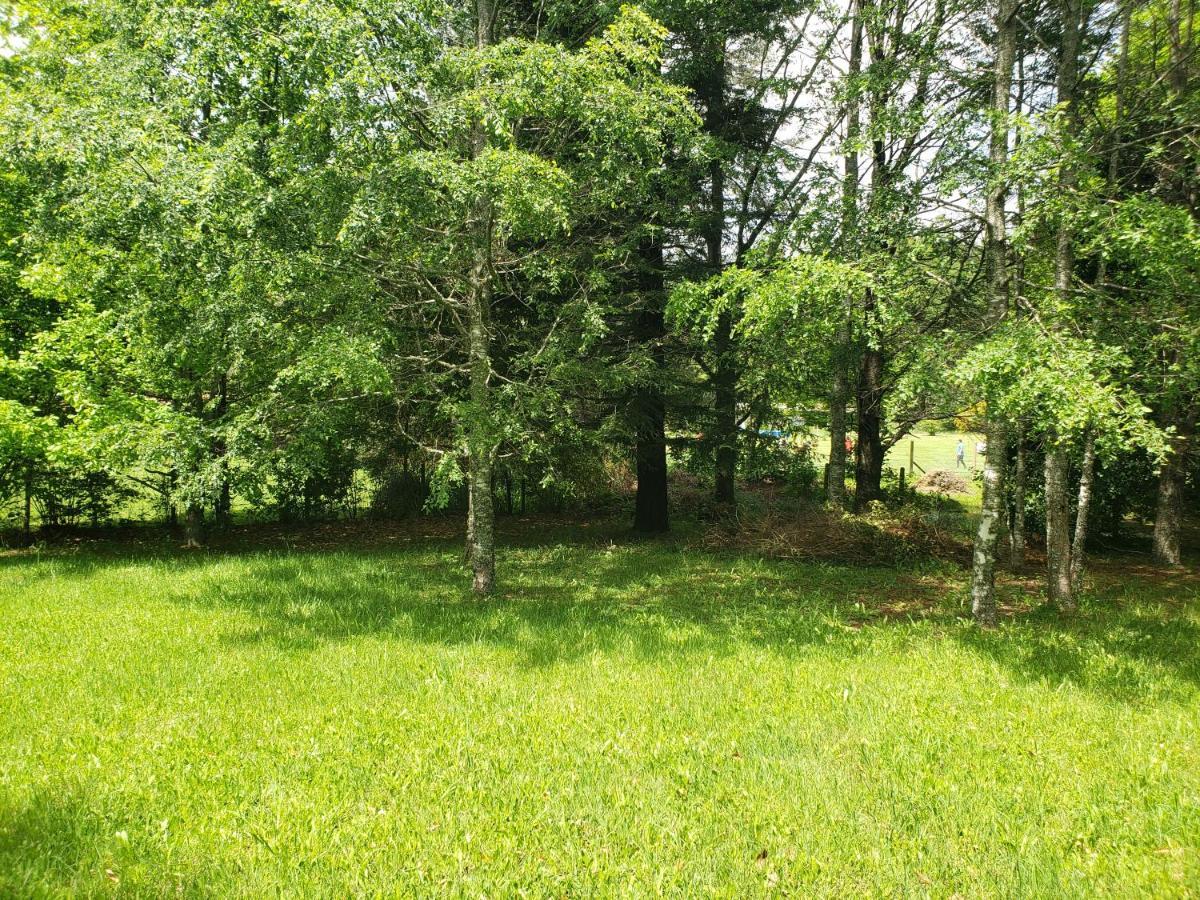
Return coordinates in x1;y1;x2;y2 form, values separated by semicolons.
1097;0;1131;286
1054;0;1082;301
166;469;178;527
464;477;474;563
23;463;33;541
713;316;737;509
828;373;849;508
853;343;885;509
971;0;1017;626
1045;0;1081;609
216;477;231;528
212;374;231;528
1009;426;1026;568
1070;431;1097;588
973;424;1009;625
465;0;497;596
633;239;669;533
829;1;863;511
1045;444;1074;611
703;42;736;510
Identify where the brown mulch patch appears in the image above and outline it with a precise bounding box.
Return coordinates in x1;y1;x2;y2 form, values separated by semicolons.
697;505;973;567
914;469;971;494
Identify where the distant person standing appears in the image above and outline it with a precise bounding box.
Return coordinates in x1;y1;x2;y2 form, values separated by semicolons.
956;439;966;469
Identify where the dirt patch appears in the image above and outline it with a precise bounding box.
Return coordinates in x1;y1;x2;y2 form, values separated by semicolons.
914;469;971;494
696;506;972;567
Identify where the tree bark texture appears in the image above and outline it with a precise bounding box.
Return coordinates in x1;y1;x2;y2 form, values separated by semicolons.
1045;444;1075;611
1153;407;1194;565
702;43;736;510
1009;429;1026;569
829;0;863;511
1070;431;1097;588
854;341;885;509
970;0;1017;625
466;0;497;595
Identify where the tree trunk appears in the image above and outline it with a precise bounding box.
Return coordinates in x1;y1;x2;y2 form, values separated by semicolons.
972;421;1007;626
1009;427;1026;568
183;503;204;549
464;477;474;563
216;476;231;528
633;239;670;533
1044;0;1081;611
1045;444;1074;611
1070;431;1097;588
1097;0;1132;287
702;43;736;510
970;0;1017;625
854;18;893;513
712;313;737;509
212;374;231;528
165;469;177;527
828;373;849;509
854;343;884;509
465;0;497;596
1153;408;1194;565
829;1;863;511
22;463;33;542
1054;0;1082;300
466;441;495;594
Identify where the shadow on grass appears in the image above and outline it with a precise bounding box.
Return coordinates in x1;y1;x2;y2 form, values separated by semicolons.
5;518;1199;700
186;541;1200;701
200;545;884;668
954;596;1200;702
0;792;219;897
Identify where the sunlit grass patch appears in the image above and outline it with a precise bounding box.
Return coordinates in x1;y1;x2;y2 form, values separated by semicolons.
0;531;1197;895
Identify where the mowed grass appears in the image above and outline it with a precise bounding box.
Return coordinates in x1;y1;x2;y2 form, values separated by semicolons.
1;523;1198;896
808;429;986;475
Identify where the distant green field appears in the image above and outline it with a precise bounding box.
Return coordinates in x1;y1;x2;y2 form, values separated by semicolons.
1;525;1197;896
806;428;986;476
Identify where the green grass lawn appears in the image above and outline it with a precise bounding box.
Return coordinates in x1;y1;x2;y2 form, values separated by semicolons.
2;522;1198;896
806;428;986;477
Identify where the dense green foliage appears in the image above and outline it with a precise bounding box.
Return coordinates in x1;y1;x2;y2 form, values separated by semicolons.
1;0;1195;596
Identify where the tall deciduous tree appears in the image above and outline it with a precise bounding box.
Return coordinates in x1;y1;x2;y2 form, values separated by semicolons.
970;0;1018;627
297;3;697;591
